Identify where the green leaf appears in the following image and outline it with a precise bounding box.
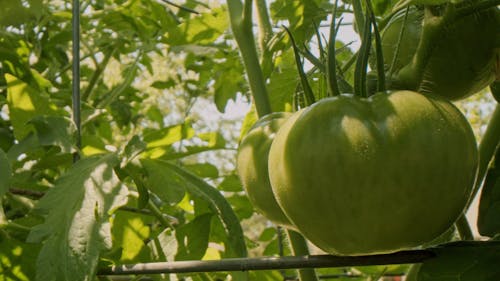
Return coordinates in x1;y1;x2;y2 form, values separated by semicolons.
111;211;153;263
141;159;186;205
166;7;229;45
417;241;500;281
218;174;243;192
27;154;128;281
148;160;248;259
144;123;195;149
183;163;219;179
212;51;246;113
175;213;213;261
0;149;10;197
478;148;500;237
5;74;63;140
28;116;76;153
227;194;254;220
266;50;297;112
0;236;40;281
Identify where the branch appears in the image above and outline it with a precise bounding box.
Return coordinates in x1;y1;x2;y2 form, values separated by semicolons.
98;250;435;275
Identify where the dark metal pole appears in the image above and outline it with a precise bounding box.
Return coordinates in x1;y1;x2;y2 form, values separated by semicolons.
72;0;81;161
98;250;435;276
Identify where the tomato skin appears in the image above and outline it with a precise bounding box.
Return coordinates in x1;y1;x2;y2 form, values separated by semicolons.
237;112;294;228
395;7;500;100
268;91;478;255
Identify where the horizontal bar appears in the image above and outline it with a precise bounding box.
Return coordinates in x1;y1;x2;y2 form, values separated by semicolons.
98;250;435;275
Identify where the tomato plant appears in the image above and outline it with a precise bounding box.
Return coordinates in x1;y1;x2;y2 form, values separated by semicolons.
268;91;478;255
237;112;294;228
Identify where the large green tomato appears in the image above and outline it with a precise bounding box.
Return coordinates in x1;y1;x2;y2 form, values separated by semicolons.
395;7;500;100
237;112;294;228
268;91;478;255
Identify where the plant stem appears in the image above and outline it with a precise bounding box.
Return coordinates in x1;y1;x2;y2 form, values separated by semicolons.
286;229;319;281
98;249;435;275
227;0;272;117
147;200;173;229
254;0;274;78
82;46;117;101
470;104;500;206
327;0;341;97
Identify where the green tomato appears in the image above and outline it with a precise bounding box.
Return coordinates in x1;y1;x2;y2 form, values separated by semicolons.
237;112;294;228
380;7;423;74
395;7;500;100
268;91;478;255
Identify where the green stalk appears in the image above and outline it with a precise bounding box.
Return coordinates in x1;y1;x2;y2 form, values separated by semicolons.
147;200;173;229
365;0;386;92
327;0;341;97
82;46;117;101
354;12;372;98
471;104;500;204
286;229;319;281
455;104;500;241
227;0;272;117
284;26;315;106
352;0;365;37
254;0;274;78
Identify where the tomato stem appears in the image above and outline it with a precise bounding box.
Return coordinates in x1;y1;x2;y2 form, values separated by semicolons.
354;10;372;98
327;0;341;97
365;0;386;92
286;229;319;281
470;104;500;206
255;0;274;78
227;0;272;117
284;26;316;106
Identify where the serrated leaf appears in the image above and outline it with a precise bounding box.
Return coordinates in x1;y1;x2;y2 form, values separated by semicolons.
266;50;297;112
27;154;128;281
5;74;62;140
28;116;76;153
166;7;228;45
417;241;500;281
478;148;500;237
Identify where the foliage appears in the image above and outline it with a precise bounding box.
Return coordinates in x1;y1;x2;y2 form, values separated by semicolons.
0;0;498;280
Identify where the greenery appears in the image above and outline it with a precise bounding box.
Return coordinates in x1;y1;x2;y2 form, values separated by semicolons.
0;0;499;280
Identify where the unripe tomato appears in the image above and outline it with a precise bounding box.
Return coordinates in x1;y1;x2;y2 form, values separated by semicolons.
395;7;500;100
237;112;294;228
268;91;477;255
380;7;423;74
